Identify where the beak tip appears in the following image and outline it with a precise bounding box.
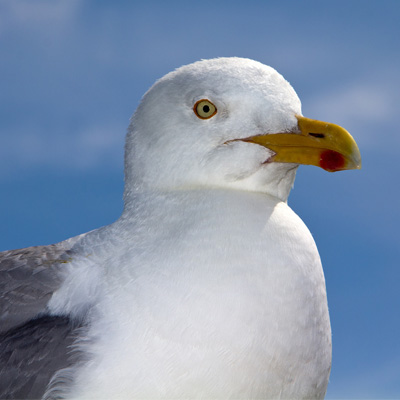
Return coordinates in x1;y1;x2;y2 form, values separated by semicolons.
351;151;362;170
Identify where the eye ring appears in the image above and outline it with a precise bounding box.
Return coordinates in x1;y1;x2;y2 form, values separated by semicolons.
193;99;217;120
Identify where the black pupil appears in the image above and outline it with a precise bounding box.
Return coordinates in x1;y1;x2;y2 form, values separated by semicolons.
202;105;210;113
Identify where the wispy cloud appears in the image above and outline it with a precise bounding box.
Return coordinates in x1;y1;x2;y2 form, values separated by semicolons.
303;71;399;150
328;354;400;399
0;0;81;34
0;121;125;177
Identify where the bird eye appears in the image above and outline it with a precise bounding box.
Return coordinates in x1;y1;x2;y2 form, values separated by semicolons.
194;99;217;119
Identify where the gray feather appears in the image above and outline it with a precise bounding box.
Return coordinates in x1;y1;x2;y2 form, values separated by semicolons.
0;238;82;333
0;235;88;399
0;315;84;399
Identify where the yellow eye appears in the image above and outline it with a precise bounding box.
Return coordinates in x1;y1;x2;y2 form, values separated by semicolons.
194;99;217;119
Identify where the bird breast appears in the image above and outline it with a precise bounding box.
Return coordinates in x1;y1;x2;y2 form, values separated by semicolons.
69;189;332;399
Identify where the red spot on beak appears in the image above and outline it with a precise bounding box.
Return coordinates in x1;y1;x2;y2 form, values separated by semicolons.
320;150;346;172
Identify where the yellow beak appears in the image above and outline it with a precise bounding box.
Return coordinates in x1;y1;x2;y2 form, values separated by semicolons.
239;115;362;172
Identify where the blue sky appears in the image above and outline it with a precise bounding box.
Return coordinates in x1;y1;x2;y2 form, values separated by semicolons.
1;1;399;397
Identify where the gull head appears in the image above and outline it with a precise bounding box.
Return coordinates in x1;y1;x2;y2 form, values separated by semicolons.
124;57;360;202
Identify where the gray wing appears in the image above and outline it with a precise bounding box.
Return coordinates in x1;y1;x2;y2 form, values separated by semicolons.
0;315;80;400
0;237;86;399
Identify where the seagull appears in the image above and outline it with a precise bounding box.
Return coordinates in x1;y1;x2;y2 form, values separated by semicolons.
0;57;361;399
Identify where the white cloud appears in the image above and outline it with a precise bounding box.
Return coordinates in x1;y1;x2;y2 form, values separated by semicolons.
0;121;125;178
327;354;400;398
307;83;393;122
0;0;82;34
303;73;399;150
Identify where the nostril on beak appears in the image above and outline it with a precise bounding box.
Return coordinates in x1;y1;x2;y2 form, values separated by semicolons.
308;132;325;139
